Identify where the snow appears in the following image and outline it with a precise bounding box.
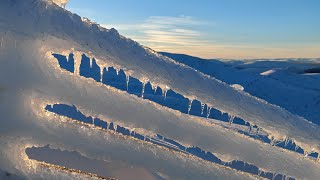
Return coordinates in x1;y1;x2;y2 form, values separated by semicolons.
26;145;162;180
231;84;245;91
0;0;319;179
161;52;320;125
50;0;68;8
260;69;276;76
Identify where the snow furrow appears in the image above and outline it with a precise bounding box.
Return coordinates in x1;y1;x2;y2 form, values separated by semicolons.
1;0;319;153
44;103;295;180
52;52;318;159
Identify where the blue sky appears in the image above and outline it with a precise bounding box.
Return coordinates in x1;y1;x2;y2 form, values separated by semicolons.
66;0;320;59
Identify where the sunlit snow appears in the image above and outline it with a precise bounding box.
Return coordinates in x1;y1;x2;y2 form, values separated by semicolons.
0;0;319;179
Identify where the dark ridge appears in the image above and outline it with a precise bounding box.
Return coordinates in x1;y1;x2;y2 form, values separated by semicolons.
142;82;154;99
225;161;259;175
162;137;186;150
274;139;304;154
52;53;74;73
117;69;127;91
132;132;145;141
127;76;143;97
150;138;182;150
45;103;295;180
208;108;229;123
163;89;189;113
154;87;165;104
45;104;93;124
189;100;202;116
156;134;164;140
304;67;320;74
109;122;115;131
94;118;108;129
240;130;271;144
145;85;165;105
186;146;222;164
259;171;274;179
79;54;101;82
52;53;314;158
309;152;319;158
102;67;127;91
232;117;250;126
116;126;131;136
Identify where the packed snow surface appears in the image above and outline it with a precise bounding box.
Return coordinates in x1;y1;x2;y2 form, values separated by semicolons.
161;52;320;125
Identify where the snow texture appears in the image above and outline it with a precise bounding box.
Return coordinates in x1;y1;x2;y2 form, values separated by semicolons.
0;0;319;179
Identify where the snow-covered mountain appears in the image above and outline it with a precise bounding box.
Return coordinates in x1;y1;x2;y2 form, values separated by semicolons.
160;52;320;125
0;0;319;179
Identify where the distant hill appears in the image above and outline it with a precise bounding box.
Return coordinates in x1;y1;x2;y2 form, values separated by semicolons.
160;52;320;125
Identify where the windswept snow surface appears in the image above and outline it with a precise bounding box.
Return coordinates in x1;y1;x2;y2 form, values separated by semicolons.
0;0;319;179
161;52;320;125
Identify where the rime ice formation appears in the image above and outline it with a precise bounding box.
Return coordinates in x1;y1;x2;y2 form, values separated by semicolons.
0;0;319;179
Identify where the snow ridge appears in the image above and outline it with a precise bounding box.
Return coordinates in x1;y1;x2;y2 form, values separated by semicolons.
53;52;318;159
0;0;319;179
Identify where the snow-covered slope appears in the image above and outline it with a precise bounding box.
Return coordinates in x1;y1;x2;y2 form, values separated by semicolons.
160;52;320;125
0;0;319;179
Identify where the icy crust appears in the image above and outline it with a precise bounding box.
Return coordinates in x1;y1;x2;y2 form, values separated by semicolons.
47;45;317;154
0;110;252;180
51;52;252;127
33;45;320;179
0;138;104;180
0;33;318;179
0;0;316;153
43;103;294;179
0;89;252;179
51;51;317;159
4;137;240;180
0;39;253;179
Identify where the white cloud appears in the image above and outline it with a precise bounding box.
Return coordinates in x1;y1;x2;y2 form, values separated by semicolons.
101;15;212;50
102;16;320;59
145;15;204;26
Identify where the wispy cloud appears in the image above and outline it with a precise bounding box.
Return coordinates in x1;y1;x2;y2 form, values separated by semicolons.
101;16;320;59
102;15;214;51
145;15;204;26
